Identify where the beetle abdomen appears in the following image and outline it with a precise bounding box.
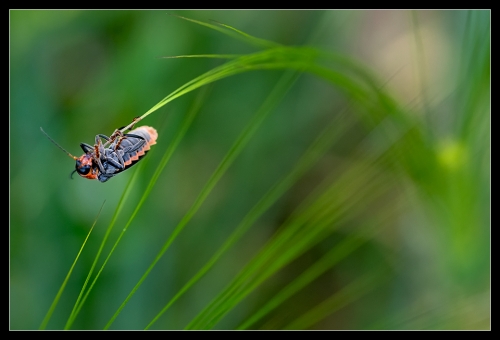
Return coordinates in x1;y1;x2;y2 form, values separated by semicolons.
97;126;158;182
119;126;158;167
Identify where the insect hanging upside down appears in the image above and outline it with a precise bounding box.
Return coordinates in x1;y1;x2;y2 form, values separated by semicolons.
41;122;158;183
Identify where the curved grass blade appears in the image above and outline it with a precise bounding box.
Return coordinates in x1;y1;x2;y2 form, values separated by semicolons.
171;15;405;124
186;116;409;329
39;200;105;330
90;20;412;329
115;52;279;134
68;47;347;328
144;106;356;329
115;45;409;136
103;70;300;329
184;159;384;329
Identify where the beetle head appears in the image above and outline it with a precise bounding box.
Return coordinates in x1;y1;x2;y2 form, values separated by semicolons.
72;154;98;180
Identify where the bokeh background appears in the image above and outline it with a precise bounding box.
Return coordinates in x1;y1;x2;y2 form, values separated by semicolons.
10;10;490;330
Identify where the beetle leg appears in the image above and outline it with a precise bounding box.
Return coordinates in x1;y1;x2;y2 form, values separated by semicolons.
102;130;123;150
105;152;125;170
80;142;94;153
107;129;126;151
112;128;145;151
94;135;107;160
94;152;118;174
97;133;114;149
127;117;141;131
113;135;126;151
117;117;141;132
97;134;110;141
93;156;106;174
115;150;126;168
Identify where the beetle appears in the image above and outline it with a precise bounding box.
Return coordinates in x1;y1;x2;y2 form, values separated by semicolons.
41;121;158;182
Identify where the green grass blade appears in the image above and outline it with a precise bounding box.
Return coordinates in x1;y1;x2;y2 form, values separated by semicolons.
184;163;376;329
118;52;276;133
118;45;406;134
65;86;208;330
183;124;368;329
64;167;141;330
104;71;300;329
186;114;408;329
117;45;410;140
38;200;105;330
96;24;424;330
66;86;208;329
144;106;355;329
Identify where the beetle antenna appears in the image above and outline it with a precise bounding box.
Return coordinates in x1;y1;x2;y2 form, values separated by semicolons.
40;127;78;160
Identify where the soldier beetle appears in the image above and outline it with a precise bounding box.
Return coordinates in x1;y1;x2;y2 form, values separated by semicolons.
41;119;158;182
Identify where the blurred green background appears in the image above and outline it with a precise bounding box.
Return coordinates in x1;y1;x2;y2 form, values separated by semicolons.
10;10;490;330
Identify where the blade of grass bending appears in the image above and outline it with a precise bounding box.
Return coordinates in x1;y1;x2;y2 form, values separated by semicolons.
188;139;397;329
91;35;399;329
120;49;405;151
218;160;397;329
117;52;279;134
184;152;351;328
64;167;141;329
186;66;410;329
118;46;387;134
66;86;209;330
206;164;396;329
73;52;305;324
144;106;354;329
166;15;405;128
178;14;404;122
104;71;300;329
186;132;348;329
38;200;105;330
